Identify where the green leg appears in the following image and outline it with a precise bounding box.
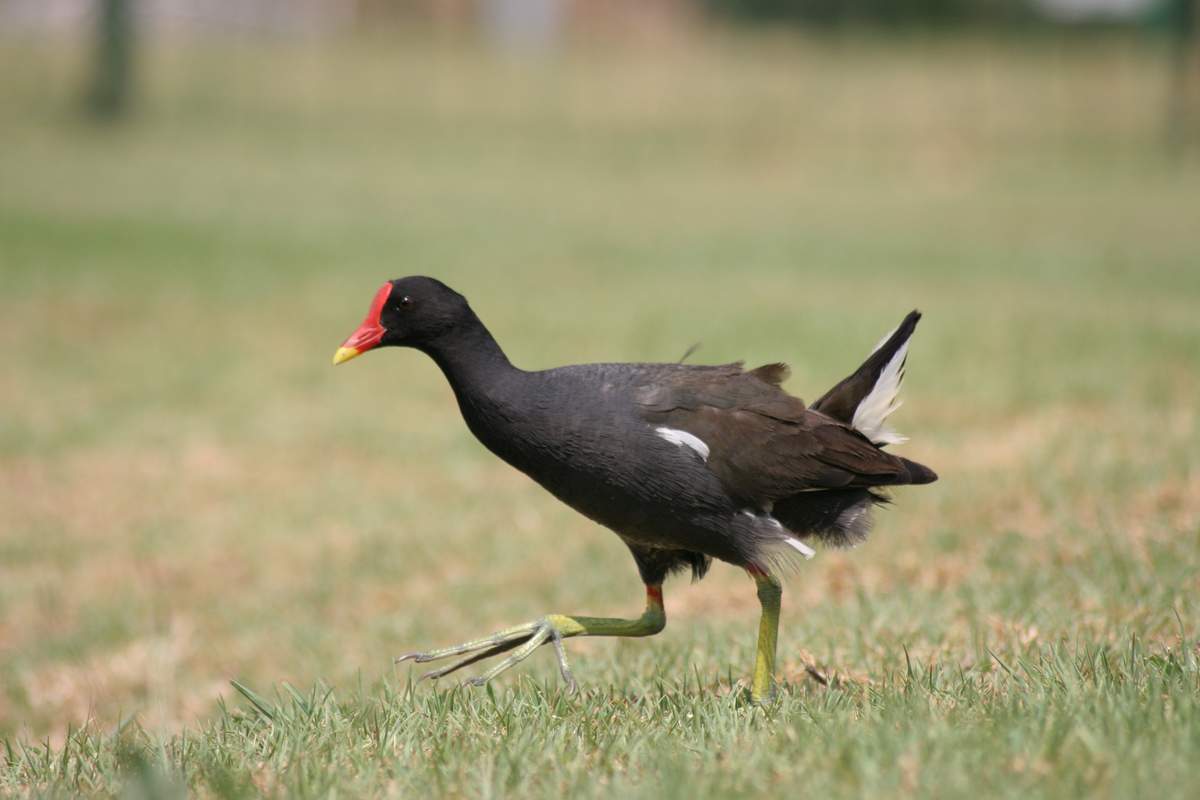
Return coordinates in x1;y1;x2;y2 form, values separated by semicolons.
751;573;783;704
397;585;666;689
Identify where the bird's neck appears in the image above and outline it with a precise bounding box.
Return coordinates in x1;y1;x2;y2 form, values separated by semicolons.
420;311;524;426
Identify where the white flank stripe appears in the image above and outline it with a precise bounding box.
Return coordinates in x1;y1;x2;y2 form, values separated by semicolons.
785;537;816;559
851;337;909;446
655;427;710;461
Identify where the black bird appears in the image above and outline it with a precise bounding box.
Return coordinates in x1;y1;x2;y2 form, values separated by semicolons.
333;277;936;702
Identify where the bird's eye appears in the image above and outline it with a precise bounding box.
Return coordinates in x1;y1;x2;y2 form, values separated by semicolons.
400;296;413;307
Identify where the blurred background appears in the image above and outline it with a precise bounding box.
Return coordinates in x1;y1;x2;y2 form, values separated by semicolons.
2;0;1198;744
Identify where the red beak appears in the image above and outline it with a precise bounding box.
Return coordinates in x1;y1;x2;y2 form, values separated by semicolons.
333;283;392;365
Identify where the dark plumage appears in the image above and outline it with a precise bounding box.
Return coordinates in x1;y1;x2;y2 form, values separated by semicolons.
333;276;937;701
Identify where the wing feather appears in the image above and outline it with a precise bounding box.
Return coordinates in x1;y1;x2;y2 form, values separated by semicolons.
636;364;918;507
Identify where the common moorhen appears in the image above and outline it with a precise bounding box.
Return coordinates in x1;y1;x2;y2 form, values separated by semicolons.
333;276;936;702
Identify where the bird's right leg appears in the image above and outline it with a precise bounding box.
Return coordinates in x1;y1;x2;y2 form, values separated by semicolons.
396;584;666;690
750;571;783;704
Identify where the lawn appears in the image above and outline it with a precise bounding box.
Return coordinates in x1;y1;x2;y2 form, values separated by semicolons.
1;26;1198;798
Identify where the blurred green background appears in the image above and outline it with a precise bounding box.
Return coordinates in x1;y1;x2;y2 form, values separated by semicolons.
1;1;1199;795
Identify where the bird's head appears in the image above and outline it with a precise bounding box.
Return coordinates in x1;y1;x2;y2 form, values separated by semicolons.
332;276;471;365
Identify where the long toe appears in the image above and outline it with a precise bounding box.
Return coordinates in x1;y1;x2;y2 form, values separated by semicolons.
395;615;593;689
417;638;530;682
549;628;578;692
461;620;555;686
393;620;543;666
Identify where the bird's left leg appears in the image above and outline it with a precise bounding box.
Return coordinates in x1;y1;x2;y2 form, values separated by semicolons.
396;584;666;689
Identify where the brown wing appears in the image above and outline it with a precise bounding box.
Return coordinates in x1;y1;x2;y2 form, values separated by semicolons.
636;363;918;508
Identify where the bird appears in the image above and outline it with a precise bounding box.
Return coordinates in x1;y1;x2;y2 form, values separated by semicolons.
332;276;937;703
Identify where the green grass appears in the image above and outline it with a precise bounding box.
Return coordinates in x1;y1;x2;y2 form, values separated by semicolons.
2;28;1199;798
7;649;1200;799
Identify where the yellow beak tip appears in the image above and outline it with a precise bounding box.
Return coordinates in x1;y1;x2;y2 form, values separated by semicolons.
332;347;361;366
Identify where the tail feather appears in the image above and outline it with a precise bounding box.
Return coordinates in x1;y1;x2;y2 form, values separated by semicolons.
898;455;938;485
812;310;921;447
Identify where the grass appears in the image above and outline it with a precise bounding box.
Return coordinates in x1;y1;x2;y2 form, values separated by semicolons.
2;26;1199;798
7;649;1200;798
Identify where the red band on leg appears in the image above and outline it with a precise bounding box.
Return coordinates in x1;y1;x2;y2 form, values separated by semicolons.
645;585;664;605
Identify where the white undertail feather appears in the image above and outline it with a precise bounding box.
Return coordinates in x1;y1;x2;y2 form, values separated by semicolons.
740;511;817;576
851;336;909;446
785;537;817;559
654;427;710;461
758;536;818;578
834;501;874;546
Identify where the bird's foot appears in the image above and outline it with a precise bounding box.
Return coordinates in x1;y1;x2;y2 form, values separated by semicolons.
396;615;578;691
397;588;665;691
